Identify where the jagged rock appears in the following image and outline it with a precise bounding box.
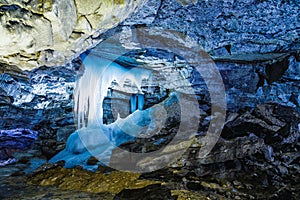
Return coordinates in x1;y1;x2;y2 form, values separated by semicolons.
0;128;37;163
0;62;80;158
1;0;299;70
152;0;300;58
123;0;161;25
111;103;299;198
90;27;300;111
221;103;300;149
0;0;146;70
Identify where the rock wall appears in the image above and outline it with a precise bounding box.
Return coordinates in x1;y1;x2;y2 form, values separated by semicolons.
127;0;300;110
132;0;300;56
0;0;299;161
0;61;80;158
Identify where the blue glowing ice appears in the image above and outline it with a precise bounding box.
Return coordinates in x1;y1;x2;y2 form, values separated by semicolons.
130;93;145;113
50;53;155;169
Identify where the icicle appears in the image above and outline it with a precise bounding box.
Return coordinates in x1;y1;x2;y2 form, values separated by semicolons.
51;53;155;168
130;94;137;113
74;53;105;128
74;54;153;127
137;93;144;110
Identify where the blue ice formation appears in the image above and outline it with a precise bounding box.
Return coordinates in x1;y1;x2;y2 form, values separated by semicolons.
130;93;145;113
50;53;157;169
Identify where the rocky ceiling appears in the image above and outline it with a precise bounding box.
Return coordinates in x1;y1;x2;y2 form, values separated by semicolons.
0;0;299;71
0;0;146;70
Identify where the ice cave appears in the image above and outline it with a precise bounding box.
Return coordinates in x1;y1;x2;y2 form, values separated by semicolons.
0;0;299;199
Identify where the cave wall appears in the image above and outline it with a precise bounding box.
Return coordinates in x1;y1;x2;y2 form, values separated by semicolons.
0;0;299;157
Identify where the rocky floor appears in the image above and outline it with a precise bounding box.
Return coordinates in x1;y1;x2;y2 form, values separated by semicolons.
0;163;258;200
0;103;298;199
